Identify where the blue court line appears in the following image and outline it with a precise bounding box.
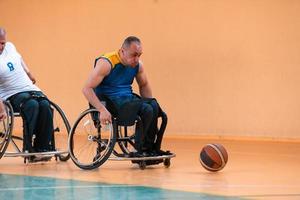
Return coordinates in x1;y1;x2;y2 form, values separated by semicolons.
0;174;244;200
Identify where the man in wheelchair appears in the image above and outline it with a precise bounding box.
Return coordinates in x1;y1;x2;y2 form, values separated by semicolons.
0;27;53;162
83;36;171;157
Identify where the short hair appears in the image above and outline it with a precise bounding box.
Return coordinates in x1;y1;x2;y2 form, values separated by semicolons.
122;36;141;48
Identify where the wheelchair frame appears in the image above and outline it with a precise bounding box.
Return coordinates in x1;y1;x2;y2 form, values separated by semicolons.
68;101;175;170
0;100;71;163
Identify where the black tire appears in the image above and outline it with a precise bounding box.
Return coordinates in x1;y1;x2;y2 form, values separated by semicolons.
49;101;71;161
139;160;146;170
0;102;13;159
163;158;171;168
68;108;116;170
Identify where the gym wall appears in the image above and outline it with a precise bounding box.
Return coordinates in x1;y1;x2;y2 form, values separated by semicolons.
1;0;300;139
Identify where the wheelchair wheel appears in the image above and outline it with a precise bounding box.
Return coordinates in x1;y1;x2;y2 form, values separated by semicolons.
0;102;13;159
163;158;171;168
69;108;116;170
49;101;71;161
117;126;137;155
139;160;146;170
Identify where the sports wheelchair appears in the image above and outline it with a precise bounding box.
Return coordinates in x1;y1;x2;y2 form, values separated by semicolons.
68;95;175;170
0;98;70;163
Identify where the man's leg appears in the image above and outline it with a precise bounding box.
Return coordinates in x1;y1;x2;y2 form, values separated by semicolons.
138;103;154;152
21;100;40;152
9;92;39;152
110;96;147;154
133;119;144;154
34;99;53;151
144;99;171;155
144;99;159;151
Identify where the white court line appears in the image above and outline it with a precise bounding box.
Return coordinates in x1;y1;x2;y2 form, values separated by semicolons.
2;184;299;192
164;184;300;188
238;194;300;197
0;185;140;191
231;151;300;158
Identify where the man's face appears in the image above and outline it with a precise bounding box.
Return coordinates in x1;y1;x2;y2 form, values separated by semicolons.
0;35;6;55
122;42;143;67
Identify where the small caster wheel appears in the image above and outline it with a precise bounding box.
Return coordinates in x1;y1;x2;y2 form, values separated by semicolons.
163;158;171;168
139;161;146;170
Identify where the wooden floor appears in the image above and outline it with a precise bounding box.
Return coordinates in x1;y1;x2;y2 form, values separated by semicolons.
0;137;300;199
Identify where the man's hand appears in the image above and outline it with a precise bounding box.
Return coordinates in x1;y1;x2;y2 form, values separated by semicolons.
99;107;112;125
0;111;7;121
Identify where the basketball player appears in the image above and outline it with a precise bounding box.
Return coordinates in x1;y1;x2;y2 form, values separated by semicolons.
83;36;171;156
0;27;53;161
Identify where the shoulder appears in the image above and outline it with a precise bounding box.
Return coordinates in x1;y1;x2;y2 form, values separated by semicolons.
95;57;112;76
5;42;17;52
100;51;121;68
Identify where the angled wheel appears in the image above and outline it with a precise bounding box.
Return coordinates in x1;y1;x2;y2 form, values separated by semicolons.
49;101;71;161
0;102;13;159
68;108;116;170
117;125;137;155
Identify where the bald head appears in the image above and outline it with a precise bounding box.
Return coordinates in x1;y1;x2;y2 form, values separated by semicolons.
119;36;142;67
0;27;6;38
0;27;7;54
121;36;141;49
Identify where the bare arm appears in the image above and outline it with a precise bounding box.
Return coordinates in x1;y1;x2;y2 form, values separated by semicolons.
82;59;112;124
21;58;36;84
136;61;152;98
0;100;7;121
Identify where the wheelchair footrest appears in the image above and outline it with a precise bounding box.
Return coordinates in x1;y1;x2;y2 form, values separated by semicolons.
27;155;52;163
108;153;176;161
131;159;163;165
4;150;68;157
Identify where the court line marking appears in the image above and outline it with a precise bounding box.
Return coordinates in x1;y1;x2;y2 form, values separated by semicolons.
231;151;300;158
1;184;299;198
164;184;300;188
1;181;300;190
238;194;300;197
0;185;141;191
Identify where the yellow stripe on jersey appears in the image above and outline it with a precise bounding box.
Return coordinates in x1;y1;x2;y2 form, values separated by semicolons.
101;51;121;68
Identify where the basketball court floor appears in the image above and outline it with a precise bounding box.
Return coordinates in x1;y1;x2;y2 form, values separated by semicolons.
0;137;299;200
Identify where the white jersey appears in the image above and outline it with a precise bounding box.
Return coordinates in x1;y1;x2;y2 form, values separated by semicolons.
0;42;40;100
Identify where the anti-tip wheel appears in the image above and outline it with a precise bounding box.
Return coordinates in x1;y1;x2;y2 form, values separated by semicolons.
163;158;171;168
139;161;146;170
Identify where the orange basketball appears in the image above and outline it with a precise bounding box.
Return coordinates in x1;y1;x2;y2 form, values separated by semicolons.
199;143;228;172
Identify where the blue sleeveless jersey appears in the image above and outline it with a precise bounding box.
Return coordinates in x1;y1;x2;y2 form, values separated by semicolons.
94;51;139;98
